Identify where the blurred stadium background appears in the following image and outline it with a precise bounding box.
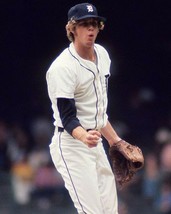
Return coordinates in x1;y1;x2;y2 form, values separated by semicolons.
1;0;171;213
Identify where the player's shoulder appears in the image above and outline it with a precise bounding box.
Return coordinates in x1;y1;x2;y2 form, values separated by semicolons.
46;47;77;80
95;43;111;65
48;47;73;70
94;43;109;55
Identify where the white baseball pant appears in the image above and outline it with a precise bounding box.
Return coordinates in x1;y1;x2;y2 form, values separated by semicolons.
49;129;118;214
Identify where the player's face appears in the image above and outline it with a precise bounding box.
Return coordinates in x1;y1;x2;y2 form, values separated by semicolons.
74;18;100;48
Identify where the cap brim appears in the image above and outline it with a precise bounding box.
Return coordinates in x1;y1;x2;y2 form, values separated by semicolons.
74;15;106;22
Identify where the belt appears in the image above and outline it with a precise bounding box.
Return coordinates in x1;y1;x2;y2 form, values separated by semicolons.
57;127;94;133
58;127;64;132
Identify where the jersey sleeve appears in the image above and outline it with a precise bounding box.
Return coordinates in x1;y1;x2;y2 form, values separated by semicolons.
57;98;81;135
46;63;77;99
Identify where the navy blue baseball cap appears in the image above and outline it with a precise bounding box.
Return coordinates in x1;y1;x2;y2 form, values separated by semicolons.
68;3;106;22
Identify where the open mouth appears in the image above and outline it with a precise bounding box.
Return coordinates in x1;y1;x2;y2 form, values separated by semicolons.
88;33;94;37
88;34;94;39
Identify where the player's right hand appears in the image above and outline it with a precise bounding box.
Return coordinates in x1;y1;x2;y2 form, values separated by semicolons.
83;130;101;148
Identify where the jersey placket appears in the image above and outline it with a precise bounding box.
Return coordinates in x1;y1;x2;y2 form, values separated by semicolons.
95;68;104;129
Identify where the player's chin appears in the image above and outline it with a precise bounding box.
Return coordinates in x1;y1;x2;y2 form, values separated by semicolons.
86;39;95;47
85;43;94;48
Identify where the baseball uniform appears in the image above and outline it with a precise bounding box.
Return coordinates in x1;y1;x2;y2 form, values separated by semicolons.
46;42;118;213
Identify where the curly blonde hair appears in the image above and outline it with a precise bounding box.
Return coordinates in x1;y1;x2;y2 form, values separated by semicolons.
65;20;77;42
65;19;105;42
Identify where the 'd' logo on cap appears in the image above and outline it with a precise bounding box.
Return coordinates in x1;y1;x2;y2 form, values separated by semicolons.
87;5;93;12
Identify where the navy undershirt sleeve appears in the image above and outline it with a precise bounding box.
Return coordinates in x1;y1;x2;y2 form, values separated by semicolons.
57;98;81;135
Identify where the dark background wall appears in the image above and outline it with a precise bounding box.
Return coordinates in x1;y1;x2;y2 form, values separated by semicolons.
1;0;170;146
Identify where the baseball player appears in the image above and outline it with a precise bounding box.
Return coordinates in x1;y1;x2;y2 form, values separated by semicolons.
46;3;122;214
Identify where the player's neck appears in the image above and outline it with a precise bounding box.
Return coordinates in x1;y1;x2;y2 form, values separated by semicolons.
74;43;96;63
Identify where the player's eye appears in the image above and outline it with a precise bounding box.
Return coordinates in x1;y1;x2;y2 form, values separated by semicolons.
77;20;99;28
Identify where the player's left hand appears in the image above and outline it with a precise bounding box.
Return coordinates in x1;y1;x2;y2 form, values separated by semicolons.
109;140;144;186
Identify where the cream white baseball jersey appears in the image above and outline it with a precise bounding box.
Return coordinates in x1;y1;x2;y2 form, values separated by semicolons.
46;42;110;131
46;42;118;214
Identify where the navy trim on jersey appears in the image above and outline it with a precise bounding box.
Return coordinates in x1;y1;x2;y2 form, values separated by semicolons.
68;47;99;129
96;65;106;128
58;132;87;213
57;98;81;135
95;46;109;128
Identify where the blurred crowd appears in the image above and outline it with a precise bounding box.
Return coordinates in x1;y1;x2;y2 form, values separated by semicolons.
0;117;66;211
0;87;171;214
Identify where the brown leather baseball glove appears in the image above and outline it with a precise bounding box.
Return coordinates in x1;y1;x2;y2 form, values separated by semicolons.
109;140;144;186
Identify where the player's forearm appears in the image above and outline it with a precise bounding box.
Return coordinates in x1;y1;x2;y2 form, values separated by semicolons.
72;126;88;140
100;121;121;146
